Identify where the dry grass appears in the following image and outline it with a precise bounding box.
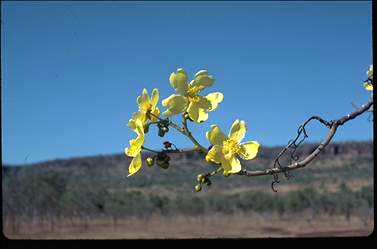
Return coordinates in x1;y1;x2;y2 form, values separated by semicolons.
4;213;374;239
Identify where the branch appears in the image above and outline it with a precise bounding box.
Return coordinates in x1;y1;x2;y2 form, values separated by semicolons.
148;112;208;154
237;98;373;178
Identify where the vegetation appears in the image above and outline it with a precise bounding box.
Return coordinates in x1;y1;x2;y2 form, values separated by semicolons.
2;141;373;234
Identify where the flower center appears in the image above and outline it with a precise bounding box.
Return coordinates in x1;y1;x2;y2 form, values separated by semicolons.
142;103;154;119
186;86;201;97
187;95;201;103
223;139;240;155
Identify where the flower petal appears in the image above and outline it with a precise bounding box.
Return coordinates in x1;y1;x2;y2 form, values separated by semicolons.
187;97;211;123
150;106;160;122
364;82;373;91
140;88;149;104
170;68;189;94
229;119;246;143
150;88;159;107
130;112;147;127
190;70;214;91
127;153;142;177
206;125;227;146
206;92;224;111
367;64;373;79
161;94;188;116
205;145;223;164
125;133;144;157
239;141;260;160
222;156;241;174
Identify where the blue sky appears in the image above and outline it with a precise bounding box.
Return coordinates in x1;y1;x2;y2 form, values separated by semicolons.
2;1;373;165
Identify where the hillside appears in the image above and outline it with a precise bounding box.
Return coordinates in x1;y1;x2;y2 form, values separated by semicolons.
2;141;374;238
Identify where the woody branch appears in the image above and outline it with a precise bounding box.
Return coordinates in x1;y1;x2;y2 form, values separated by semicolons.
237;98;373;177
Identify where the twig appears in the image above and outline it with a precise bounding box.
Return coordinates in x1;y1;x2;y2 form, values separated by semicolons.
237;99;373;177
148;112;208;154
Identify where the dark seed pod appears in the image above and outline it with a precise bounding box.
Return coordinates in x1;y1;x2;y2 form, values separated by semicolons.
158;128;166;137
156;152;170;169
157;160;169;169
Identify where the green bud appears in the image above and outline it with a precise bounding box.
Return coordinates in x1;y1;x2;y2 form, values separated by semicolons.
158;128;165;137
205;179;212;186
196;174;205;183
146;157;154;167
194;184;202;192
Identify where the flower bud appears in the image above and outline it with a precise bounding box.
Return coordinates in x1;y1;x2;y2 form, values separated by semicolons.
205;179;212;186
157;160;169;169
196;174;205;183
158;128;166;137
156;153;170;169
146;157;154;167
194;184;202;192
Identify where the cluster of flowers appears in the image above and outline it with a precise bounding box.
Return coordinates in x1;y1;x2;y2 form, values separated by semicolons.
364;64;373;91
125;68;260;177
125;64;373;180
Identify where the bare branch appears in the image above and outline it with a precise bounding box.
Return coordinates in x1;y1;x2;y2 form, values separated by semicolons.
237;99;373;178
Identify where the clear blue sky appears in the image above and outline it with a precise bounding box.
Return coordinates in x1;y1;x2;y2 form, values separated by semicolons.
2;1;373;165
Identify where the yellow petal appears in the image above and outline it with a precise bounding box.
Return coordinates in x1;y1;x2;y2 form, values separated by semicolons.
138;89;151;112
206;125;227;146
137;96;142;105
229;119;246;143
162;94;188;116
150;106;160;122
125;133;144;157
127;153;142;177
206;92;224;111
238;141;260;160
140;88;150;105
367;65;373;79
222;156;241;174
128;118;137;130
130;112;147;127
187;97;211;123
221;145;233;160
190;70;214;91
150;88;159;107
129;118;144;135
205;145;223;164
169;68;189;94
364;82;373;91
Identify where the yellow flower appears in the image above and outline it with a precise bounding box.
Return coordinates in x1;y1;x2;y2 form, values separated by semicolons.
364;82;373;91
364;65;373;91
367;64;373;79
132;88;160;125
205;120;260;174
161;68;224;123
125;119;145;176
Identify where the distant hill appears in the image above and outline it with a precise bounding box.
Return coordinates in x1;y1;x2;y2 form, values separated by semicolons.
2;140;373;193
2;141;373;238
3;140;373;170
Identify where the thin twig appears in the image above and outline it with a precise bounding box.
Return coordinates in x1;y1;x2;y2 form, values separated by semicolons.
237;99;373;177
